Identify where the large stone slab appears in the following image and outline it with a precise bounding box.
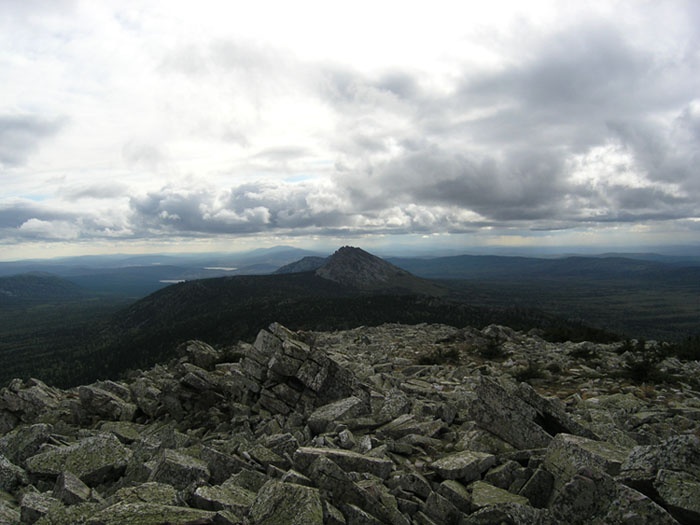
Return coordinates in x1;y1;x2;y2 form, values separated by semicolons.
550;467;678;525
0;454;27;492
148;449;210;489
470;481;529;509
307;396;367;435
619;434;700;493
192;482;256;515
0;378;62;424
53;470;92;505
431;451;496;482
25;434;132;486
654;469;700;524
469;378;552;449
0;423;52;466
78;385;136;422
85;501;216;525
249;480;323;525
294;447;394;479
543;433;630;496
306;456;409;525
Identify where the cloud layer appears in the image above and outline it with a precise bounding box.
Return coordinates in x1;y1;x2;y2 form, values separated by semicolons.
1;1;699;256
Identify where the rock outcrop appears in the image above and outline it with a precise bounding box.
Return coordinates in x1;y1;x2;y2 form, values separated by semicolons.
0;322;698;524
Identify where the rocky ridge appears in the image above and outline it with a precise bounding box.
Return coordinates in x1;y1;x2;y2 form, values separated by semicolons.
276;246;444;295
0;322;699;524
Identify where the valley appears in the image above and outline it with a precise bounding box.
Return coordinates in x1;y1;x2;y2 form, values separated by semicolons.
0;246;699;388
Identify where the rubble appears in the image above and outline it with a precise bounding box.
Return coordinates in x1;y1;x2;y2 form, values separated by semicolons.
0;321;697;524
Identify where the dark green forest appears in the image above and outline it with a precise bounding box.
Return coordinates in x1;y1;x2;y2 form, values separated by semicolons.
2;257;700;389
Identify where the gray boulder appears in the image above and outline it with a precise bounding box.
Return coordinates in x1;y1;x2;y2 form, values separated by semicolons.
192;481;256;515
249;479;323;525
431;450;496;482
85;501;216;525
0;496;20;524
53;470;93;505
543;433;630;497
25;434;132;486
20;491;61;524
619;434;700;492
182;339;221;370
469;377;553;449
148;448;210;489
0;423;52;466
654;469;700;524
550;467;678;525
0;454;27;492
0;378;62;426
294;446;394;479
78;385;137;422
307;396;367;435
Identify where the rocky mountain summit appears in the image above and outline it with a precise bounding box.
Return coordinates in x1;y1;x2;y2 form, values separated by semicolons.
277;246;444;295
1;322;699;524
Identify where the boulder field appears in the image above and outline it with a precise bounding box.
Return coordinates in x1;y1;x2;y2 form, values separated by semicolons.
0;322;699;524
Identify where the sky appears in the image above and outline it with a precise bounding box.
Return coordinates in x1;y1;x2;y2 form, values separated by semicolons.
1;0;699;260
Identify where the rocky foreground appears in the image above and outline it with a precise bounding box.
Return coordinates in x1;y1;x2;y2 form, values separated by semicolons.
1;322;699;525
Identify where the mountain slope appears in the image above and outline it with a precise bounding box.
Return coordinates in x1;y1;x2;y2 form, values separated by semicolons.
1;247;623;387
274;256;327;274
280;246;447;295
0;273;86;304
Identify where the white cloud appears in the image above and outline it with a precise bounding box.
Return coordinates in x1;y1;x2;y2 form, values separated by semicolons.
18;218;80;240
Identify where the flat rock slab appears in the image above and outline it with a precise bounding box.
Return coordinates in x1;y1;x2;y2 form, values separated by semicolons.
53;470;92;505
25;434;132;486
0;454;27;492
551;467;678;525
85;501;216;525
307;396;366;434
543;433;630;495
294;447;394;479
249;480;323;525
193;482;256;514
469;377;553;450
654;469;700;524
148;449;210;490
470;481;529;509
111;482;178;505
431;451;496;482
78;385;136;422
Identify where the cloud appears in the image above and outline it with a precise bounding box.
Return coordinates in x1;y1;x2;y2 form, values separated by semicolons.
122;141;166;171
0;115;65;167
18;218;80;240
60;182;130;201
0;198;132;242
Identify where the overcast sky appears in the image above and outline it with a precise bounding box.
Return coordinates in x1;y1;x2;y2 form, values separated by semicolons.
1;0;699;259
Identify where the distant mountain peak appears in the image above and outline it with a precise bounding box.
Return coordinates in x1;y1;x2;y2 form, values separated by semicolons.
315;246;416;289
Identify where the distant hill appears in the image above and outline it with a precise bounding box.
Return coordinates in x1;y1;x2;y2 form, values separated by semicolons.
0;273;86;304
275;256;327;274
387;253;700;282
276;246;446;296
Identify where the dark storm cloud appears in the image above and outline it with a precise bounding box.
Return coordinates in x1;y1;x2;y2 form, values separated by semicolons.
0;115;64;167
0;200;71;229
315;20;700;233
